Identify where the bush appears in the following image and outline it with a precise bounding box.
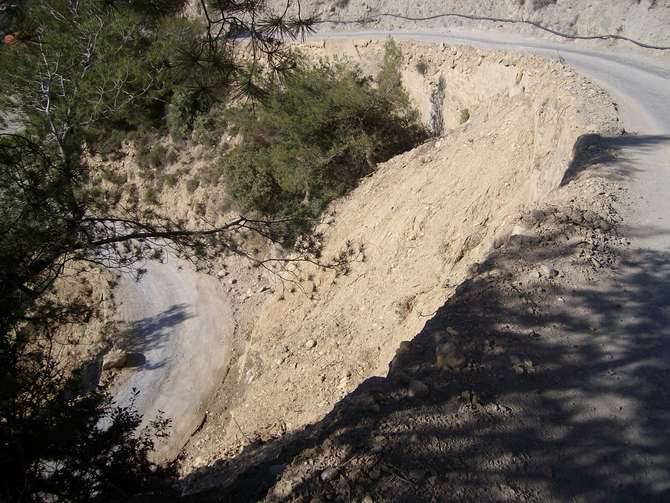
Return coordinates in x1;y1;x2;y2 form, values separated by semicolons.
377;38;411;110
415;58;429;75
221;56;426;244
136;138;168;171
167;89;212;142
186;178;200;193
192;111;227;146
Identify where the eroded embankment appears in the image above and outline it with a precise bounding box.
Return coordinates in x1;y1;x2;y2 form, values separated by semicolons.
180;40;620;476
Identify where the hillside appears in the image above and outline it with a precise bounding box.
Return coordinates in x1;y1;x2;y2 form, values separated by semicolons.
175;40;639;501
270;0;670;51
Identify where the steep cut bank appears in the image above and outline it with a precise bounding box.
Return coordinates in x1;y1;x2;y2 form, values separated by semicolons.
180;40;620;475
272;0;670;52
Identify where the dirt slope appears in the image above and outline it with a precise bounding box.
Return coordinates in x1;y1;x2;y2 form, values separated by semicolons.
179;40;620;476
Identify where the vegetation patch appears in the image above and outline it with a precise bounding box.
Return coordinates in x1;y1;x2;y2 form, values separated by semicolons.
221;41;426;243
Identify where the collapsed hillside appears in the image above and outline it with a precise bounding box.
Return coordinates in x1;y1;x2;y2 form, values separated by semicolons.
275;0;670;51
178;39;621;484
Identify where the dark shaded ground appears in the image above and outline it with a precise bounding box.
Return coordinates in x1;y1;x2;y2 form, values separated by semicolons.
561;133;670;186
119;303;192;371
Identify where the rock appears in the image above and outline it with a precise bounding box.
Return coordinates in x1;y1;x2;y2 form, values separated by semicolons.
304;339;317;349
408;379;430;398
362;496;374;503
540;265;559;278
228;278;237;285
320;467;339;481
512;357;536;375
436;343;466;370
102;349;128;370
338;376;349;389
216;269;228;278
467;262;481;275
598;220;612;231
493;234;507;249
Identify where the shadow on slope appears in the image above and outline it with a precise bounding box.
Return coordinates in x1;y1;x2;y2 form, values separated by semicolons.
119;304;192;371
561;133;670;186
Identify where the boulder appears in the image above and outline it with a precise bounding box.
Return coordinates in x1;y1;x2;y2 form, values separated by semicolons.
102;349;128;370
436;343;466;371
408;379;430;398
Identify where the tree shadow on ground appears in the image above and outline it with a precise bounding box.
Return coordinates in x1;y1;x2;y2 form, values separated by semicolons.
118;304;192;371
84;305;192;387
560;133;670;186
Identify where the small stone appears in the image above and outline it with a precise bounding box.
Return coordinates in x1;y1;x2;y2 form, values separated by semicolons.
102;349;128;370
436;343;466;370
362;496;374;503
228;278;237;285
216;269;228;278
408;379;430;398
540;265;559;278
305;339;316;349
320;467;339;481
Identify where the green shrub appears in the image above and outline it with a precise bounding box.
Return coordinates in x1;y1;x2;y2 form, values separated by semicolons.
167;89;212;142
192;111;227;146
186;178;200;193
221;58;426;244
143;186;159;203
164;173;179;188
415;58;429;76
102;169;128;185
136;138;168;171
377;38;411;110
